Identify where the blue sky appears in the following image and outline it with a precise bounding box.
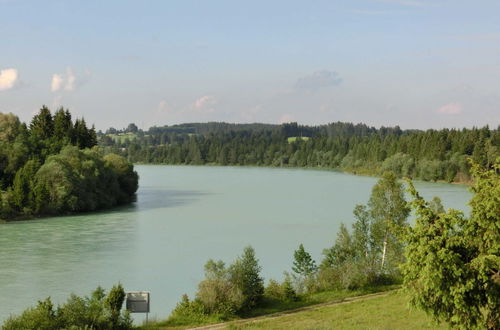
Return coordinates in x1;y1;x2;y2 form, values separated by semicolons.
1;0;499;130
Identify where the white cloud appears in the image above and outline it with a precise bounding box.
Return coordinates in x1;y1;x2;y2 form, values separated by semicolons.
51;67;80;92
0;68;19;91
193;95;217;112
51;74;63;92
437;102;462;115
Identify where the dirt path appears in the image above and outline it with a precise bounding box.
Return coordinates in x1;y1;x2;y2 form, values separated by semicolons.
187;290;395;330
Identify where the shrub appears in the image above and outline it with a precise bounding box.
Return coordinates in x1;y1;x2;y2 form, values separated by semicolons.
2;284;132;330
166;294;220;326
196;259;244;317
264;278;298;302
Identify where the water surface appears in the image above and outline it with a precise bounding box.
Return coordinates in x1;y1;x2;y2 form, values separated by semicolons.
0;165;471;322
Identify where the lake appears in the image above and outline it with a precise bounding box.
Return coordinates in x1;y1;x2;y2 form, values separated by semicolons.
0;165;471;322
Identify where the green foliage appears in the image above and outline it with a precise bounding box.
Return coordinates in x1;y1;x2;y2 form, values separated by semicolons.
0;107;138;220
380;152;415;178
429;196;445;214
229;246;265;312
174;246;264;320
291;244;318;294
318;173;408;291
2;298;59;330
368;171;409;274
100;121;498;184
292;244;317;277
402;159;500;329
196;259;244;316
264;277;298;303
2;285;132;330
166;294;222;326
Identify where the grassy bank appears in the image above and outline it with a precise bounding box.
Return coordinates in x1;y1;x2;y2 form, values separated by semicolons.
143;290;445;329
225;291;445;329
139;285;399;329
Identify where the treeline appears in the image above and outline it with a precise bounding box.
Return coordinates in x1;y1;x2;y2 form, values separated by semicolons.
0;106;138;220
100;121;499;183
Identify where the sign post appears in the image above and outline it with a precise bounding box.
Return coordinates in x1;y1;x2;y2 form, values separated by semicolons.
125;291;150;323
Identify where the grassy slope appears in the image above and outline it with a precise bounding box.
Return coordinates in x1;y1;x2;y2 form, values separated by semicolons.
224;291;445;330
140;287;397;329
141;288;445;330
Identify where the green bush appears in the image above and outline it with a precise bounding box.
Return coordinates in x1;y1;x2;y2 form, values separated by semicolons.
166;294;223;326
2;284;132;330
195;259;244;317
264;278;298;302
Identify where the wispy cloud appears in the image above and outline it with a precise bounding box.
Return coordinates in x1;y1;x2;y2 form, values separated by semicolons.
193;95;218;112
0;68;19;91
51;74;64;92
51;67;86;92
157;100;173;114
437;102;462;115
295;70;342;91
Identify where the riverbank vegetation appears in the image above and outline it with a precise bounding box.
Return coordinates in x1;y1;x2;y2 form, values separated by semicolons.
145;171;412;328
3;160;497;329
145;159;498;329
0;107;138;221
99;122;499;183
2;284;133;330
402;160;499;329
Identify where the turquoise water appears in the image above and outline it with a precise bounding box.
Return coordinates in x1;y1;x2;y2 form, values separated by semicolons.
0;165;471;322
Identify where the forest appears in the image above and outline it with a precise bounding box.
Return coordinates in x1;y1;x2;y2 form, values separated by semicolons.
100;121;499;183
0;106;138;221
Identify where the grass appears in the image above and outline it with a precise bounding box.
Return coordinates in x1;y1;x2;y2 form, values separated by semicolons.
246;285;398;318
287;136;310;143
225;291;446;329
138;285;400;329
107;133;140;143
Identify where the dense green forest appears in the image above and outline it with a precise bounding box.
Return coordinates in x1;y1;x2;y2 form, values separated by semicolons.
0;107;138;221
100;122;499;183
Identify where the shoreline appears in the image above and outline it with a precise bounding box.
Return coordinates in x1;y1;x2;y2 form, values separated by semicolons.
132;162;472;186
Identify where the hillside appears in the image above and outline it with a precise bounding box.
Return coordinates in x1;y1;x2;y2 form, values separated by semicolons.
185;291;445;330
100;121;499;183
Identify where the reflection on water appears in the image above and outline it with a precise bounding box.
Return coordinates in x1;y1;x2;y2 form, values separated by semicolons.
0;165;471;322
137;188;208;212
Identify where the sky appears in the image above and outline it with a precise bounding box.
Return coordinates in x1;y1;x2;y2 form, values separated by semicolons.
1;0;499;131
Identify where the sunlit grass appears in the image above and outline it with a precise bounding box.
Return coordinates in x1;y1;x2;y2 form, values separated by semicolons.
287;136;310;143
139;286;401;329
226;291;446;329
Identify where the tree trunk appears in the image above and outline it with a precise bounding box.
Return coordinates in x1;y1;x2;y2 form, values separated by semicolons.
381;231;388;272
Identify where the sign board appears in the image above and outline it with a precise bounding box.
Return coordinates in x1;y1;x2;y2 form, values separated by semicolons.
126;291;150;313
